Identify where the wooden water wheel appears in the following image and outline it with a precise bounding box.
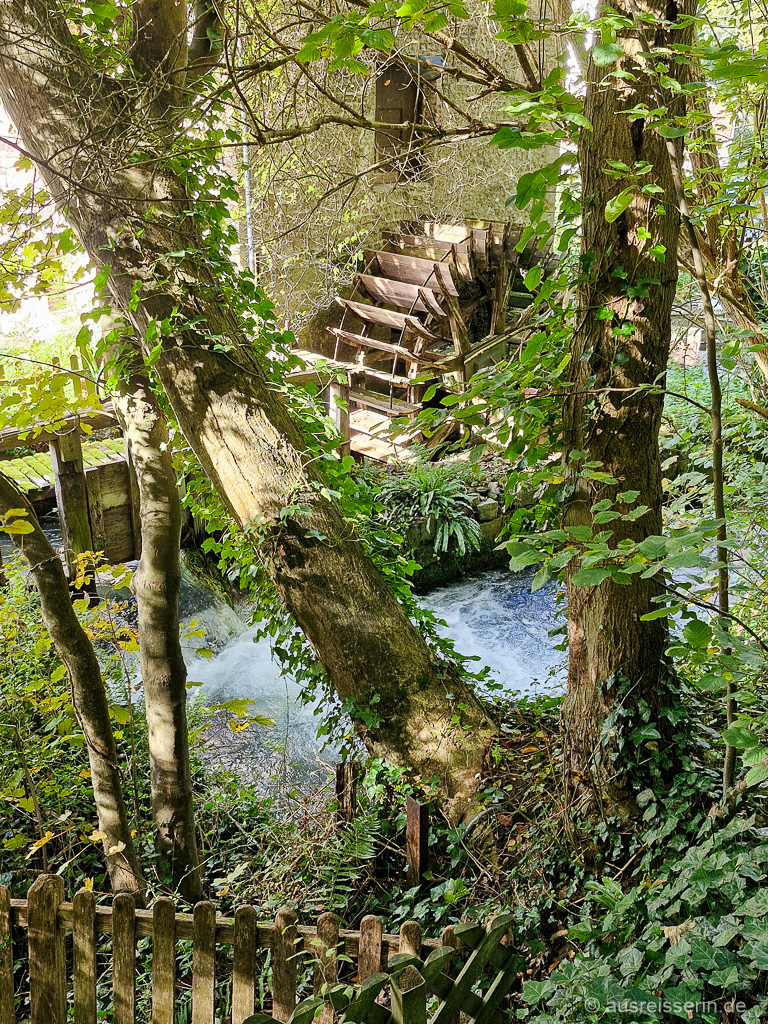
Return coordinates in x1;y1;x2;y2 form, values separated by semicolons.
293;220;553;460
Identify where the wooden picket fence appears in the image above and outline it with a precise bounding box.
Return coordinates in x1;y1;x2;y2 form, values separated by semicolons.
0;876;455;1024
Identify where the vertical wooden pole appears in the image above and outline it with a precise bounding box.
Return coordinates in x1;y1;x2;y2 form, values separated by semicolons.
0;886;14;1024
84;468;108;555
272;908;298;1023
390;966;427;1024
28;875;65;1024
113;893;136;1024
357;916;382;981
231;906;258;1024
406;797;428;888
313;913;339;1024
439;926;461;1024
192;902;216;1024
152;898;176;1024
49;430;93;578
329;380;350;459
73;888;97;1024
335;763;358;827
398;921;422;959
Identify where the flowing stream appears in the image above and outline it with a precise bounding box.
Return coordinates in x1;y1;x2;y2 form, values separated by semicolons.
177;563;565;791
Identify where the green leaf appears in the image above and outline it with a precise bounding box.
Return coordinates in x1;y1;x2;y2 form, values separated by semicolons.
524;265;542;291
683;619;712;649
571;567;612;586
605;188;633;223
592;42;624;66
746;764;768;787
655;124;687;138
722;723;759;749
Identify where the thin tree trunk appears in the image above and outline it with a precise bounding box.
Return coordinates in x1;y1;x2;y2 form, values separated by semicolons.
562;0;693;814
0;474;145;895
0;0;493;817
114;380;203;901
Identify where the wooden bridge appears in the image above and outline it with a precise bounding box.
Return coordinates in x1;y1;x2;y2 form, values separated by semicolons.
294;220;552;461
0;357;140;574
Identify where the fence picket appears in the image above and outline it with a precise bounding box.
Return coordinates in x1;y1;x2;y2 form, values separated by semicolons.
152;898;176;1024
0;886;14;1024
192;901;216;1024
113;893;136;1024
73;888;97;1024
272;908;298;1022
357;915;382;981
313;913;339;1024
28;875;65;1024
398;921;422;959
232;905;258;1024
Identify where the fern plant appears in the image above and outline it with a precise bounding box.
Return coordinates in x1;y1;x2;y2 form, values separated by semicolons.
378;461;482;557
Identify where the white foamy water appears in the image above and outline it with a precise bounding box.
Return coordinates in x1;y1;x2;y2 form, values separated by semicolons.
422;568;566;696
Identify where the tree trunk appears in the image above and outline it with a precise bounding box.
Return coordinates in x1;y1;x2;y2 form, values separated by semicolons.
562;0;693;814
0;0;492;817
114;381;203;901
0;474;145;895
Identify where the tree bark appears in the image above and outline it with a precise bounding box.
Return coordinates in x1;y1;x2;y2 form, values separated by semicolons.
0;0;492;817
114;380;203;901
562;0;693;814
0;474;145;895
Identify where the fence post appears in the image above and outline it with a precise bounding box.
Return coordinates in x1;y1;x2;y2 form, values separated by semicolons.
313;913;339;1024
28;875;65;1024
232;905;258;1024
335;763;358;827
49;430;93;579
73;888;97;1024
398;921;422;959
152;897;176;1024
192;902;216;1024
390;965;427;1024
406;796;428;887
357;915;383;981
0;886;13;1024
272;908;298;1022
113;893;136;1024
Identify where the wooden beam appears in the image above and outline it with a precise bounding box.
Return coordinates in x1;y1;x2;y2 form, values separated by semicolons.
49;429;93;577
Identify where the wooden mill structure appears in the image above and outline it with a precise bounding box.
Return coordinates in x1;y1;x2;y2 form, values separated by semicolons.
293;220;553;460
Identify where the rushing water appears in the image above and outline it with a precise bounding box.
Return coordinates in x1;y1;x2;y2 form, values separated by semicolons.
4;515;565;789
176;563;565;789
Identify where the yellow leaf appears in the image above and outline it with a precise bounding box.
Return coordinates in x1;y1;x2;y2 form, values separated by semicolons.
108;841;126;855
84;878;94;891
89;828;107;843
79;768;91;780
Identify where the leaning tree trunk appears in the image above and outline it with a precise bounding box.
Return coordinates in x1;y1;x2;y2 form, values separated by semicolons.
0;474;145;895
562;0;694;815
114;380;203;901
0;0;493;818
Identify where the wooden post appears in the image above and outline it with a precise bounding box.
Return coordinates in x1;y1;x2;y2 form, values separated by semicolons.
272;908;298;1022
390;966;427;1024
28;875;66;1024
335;762;358;827
232;905;258;1024
73;888;97;1024
113;893;136;1024
406;796;428;888
152;898;176;1024
0;886;13;1024
357;915;383;982
192;902;216;1024
49;429;93;578
398;921;422;959
313;913;339;1024
329;379;350;459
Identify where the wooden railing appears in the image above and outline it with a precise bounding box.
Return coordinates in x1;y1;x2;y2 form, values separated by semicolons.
0;876;449;1024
